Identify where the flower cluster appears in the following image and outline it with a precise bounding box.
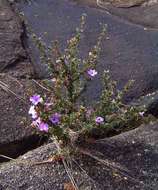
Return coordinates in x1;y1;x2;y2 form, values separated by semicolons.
29;94;63;133
29;95;48;132
29;15;153;148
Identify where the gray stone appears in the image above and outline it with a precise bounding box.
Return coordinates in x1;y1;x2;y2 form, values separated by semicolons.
0;74;46;161
74;0;158;29
0;123;158;189
16;0;158;103
100;0;147;8
0;2;158;189
0;0;27;72
0;0;42;161
97;0;158;29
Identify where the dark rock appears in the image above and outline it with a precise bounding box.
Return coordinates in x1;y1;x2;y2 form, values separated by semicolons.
94;0;158;29
143;93;158;117
131;91;158;117
147;99;158;117
0;1;157;189
75;0;158;29
0;74;46;162
104;3;158;29
0;0;45;161
0;0;28;72
0;123;158;189
98;0;147;8
16;0;158;103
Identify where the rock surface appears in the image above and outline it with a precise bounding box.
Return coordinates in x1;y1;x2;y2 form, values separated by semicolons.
101;2;158;29
0;1;158;189
85;0;158;29
100;0;147;8
0;74;47;161
0;0;43;161
17;0;158;103
0;123;158;189
98;0;158;8
0;0;28;72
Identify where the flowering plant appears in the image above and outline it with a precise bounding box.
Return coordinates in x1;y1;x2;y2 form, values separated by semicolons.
29;15;151;149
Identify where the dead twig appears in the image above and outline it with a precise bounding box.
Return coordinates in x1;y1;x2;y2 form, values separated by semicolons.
0;80;27;103
0;154;16;161
32;79;52;92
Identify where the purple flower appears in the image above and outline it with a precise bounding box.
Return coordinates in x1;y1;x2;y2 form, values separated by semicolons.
87;69;98;78
95;116;104;124
50;113;61;125
31;117;41;127
31;118;49;132
30;95;43;105
139;112;144;117
28;105;38;119
38;122;49;132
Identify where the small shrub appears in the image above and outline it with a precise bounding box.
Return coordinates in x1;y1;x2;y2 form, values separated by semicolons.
29;15;152;151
